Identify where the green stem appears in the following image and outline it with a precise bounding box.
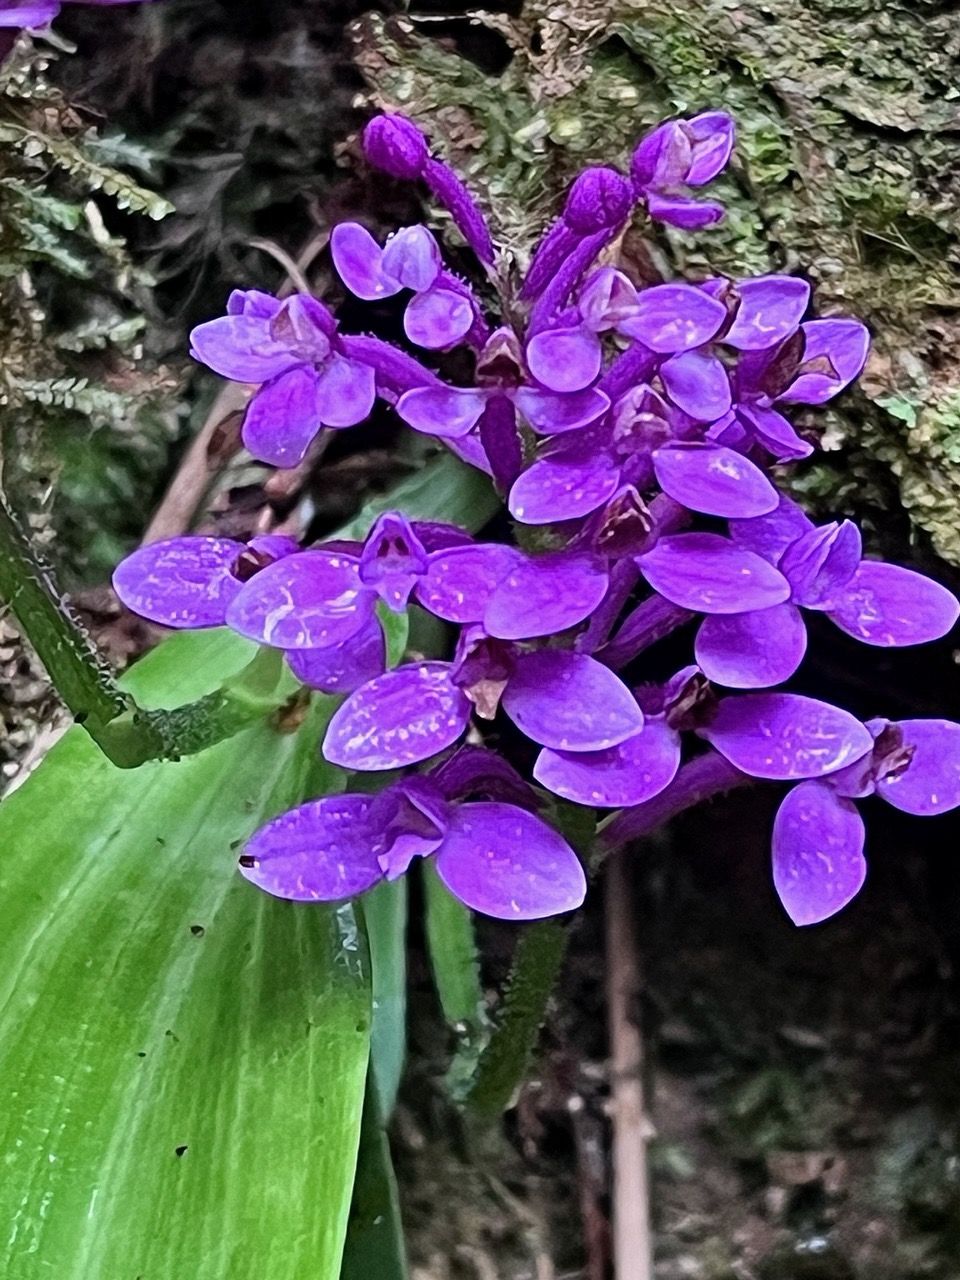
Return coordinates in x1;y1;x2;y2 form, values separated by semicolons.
464;919;568;1118
0;492;291;767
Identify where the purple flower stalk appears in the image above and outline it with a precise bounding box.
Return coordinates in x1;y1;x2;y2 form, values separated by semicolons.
113;107;960;931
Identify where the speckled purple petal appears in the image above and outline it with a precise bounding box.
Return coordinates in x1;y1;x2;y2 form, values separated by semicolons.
736;403;813;461
827;561;960;647
729;493;814;564
660;350;732;422
772;781;866;926
512;386;611;434
579;267;640;331
112;535;246;628
695;603;807;689
240;794;384;902
618;284;726;354
779;319;870;405
226;549;371;649
242;365;321;467
652;441;778;518
484;552;610;640
638;533;791;614
436;802;586;920
502;651;644;751
381;224;442;291
875;719;960;816
508;449;621;523
396;385;487;438
330;221;398;300
285;615;386;693
189;314;300;383
416;543;521;623
323;661;471;770
315;354;376;428
533;717;680;807
359;511;429;612
700;693;874;780
526;326;603;394
404;287;474;350
723;276;810;351
781;521;862;609
645;193;725;230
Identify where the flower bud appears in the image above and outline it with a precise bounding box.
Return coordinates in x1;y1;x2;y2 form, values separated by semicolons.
564;167;633;234
362;114;429;180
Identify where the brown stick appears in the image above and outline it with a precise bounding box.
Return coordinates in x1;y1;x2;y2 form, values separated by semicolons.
605;847;653;1280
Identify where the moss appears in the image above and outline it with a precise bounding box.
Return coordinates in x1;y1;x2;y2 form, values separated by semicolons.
355;0;960;562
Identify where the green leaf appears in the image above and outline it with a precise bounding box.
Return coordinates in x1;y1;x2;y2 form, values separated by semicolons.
423;862;485;1032
340;1079;408;1280
362;879;408;1119
336;452;500;539
0;629;370;1279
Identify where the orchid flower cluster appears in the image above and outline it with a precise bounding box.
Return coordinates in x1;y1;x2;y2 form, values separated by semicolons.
113;110;960;928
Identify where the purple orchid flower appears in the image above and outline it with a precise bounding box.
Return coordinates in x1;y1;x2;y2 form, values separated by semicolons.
712;318;871;461
240;773;586;920
691;494;960;688
631;111;735;230
226;509;608;658
189;291;376;469
322;630;645;774
111;531;387;694
772;717;960;926
330;222;481;350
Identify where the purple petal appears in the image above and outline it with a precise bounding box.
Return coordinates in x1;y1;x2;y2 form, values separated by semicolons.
323;662;471;770
315;354;375;428
436;802;586;921
579;267;640;331
285;615;386;693
828;561;960;646
526;326;602;393
242;365;321;468
416;543;521;623
478;395;523;491
645;193;725;230
508;449;621;524
189;314;299;383
358;511;429;611
660;350;732;421
683;111;736;185
722;276;810;350
875;719;960;816
534;718;680;807
1;4;60;25
779;319;870;405
618;283;726;354
381;225;442;291
330;222;397;300
396;386;487;438
226;550;371;649
502;651;644;751
227;289;283;319
404;287;474;350
112;536;246;628
695;603;807;689
736;403;814;461
240;795;384;902
772;782;866;926
729;492;814;564
512;386;611;434
484;552;610;641
781;521;861;609
638;533;791;614
632;120;688;189
701;693;874;780
652;441;779;518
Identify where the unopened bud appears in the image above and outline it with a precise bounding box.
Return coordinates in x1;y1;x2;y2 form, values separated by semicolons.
564;167;633;234
362;114;429;180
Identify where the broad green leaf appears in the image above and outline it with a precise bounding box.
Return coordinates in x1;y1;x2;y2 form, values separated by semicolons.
336;452;500;539
0;629;370;1279
340;1079;408;1280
